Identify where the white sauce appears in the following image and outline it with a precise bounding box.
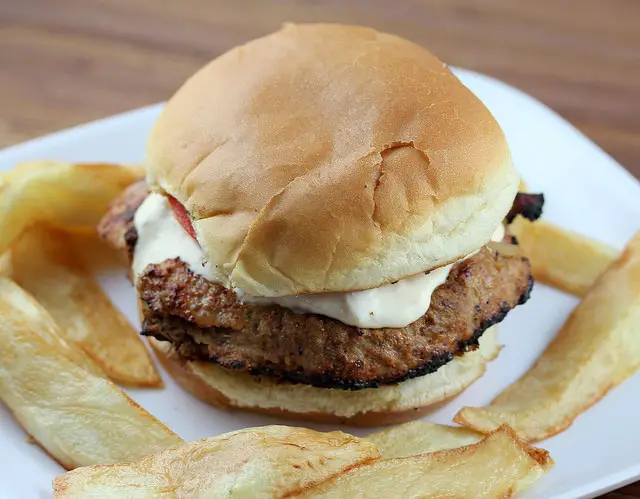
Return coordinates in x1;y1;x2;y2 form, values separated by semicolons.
133;193;506;329
243;264;454;328
132;194;213;280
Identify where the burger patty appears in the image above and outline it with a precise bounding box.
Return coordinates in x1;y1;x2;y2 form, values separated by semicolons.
99;182;535;390
138;248;532;389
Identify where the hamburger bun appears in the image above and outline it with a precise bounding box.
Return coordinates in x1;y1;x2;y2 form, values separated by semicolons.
148;326;500;427
147;23;518;297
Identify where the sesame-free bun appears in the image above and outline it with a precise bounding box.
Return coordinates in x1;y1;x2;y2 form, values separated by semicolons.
147;23;518;297
148;326;499;427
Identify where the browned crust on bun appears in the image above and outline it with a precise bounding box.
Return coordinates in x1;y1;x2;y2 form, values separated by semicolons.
147;23;518;297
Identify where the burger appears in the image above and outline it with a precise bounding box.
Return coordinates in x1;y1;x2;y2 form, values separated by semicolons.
98;24;542;426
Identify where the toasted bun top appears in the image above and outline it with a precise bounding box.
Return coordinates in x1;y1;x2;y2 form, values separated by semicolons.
147;23;518;297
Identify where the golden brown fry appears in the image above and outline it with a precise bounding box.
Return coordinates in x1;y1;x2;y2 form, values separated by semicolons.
0;250;12;277
69;231;131;272
6;225;162;387
53;426;379;498
297;426;551;498
0;279;104;377
455;230;640;442
0;277;182;470
510;217;619;296
365;421;483;459
5;159;66;178
0;160;143;253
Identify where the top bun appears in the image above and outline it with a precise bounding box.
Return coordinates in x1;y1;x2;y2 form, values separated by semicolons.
147;23;518;297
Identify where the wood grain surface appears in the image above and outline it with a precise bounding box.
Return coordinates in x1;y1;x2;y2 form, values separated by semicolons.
1;1;639;497
1;0;639;180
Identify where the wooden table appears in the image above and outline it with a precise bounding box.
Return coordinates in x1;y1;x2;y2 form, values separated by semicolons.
1;1;639;497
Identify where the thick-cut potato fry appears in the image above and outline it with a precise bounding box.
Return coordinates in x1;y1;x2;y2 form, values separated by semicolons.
0;160;143;253
365;421;483;458
510;217;619;296
455;231;640;442
6;225;162;387
53;426;379;498
5;159;67;178
0;250;13;277
0;277;182;470
0;279;104;377
297;426;551;498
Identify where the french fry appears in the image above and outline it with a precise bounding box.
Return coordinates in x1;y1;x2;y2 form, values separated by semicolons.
5;159;66;178
510;217;619;297
365;421;483;458
0;249;12;277
6;225;162;387
0;277;182;470
53;426;379;498
297;426;551;498
0;160;143;253
0;279;104;377
454;231;640;442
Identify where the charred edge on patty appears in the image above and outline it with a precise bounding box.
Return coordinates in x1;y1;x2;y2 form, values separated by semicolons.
506;192;545;224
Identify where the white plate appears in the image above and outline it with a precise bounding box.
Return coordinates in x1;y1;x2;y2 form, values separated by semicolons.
1;69;639;499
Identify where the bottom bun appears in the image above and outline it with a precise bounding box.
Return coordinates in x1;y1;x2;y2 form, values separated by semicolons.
149;326;500;427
